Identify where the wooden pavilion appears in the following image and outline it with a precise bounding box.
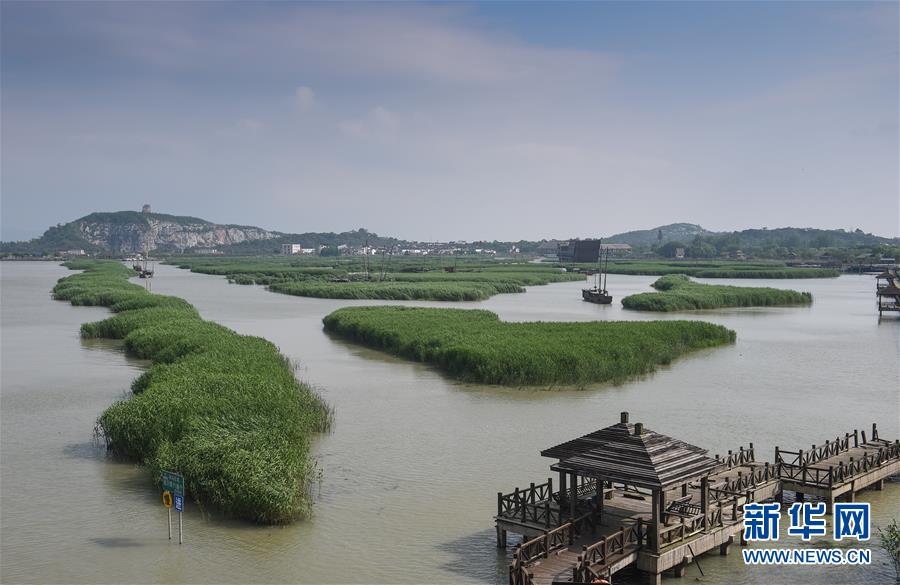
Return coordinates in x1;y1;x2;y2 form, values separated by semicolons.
499;414;896;584
541;412;720;554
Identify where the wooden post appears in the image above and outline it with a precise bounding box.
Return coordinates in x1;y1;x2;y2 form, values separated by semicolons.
497;492;503;517
719;535;732;556
596;477;604;525
559;470;567;516
659;489;667;526
651;488;660;553
873;423;878;441
700;476;709;532
569;472;577;520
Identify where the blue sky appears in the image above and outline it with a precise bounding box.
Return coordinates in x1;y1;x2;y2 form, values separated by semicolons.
2;1;897;241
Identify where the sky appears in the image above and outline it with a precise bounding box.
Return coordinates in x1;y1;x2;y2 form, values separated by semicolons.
2;1;898;242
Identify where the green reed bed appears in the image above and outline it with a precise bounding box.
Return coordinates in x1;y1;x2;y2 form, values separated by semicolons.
621;274;813;312
566;260;839;279
53;260;330;524
170;256;584;300
322;306;735;386
270;280;524;301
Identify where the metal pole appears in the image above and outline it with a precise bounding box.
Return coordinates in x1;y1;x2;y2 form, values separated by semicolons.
179;511;183;544
167;508;172;540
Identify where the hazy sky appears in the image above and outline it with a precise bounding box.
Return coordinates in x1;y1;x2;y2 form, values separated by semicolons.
2;1;898;242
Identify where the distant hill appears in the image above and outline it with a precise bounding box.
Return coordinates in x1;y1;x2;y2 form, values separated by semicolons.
607;223;713;247
603;223;897;258
2;211;896;257
0;210;276;255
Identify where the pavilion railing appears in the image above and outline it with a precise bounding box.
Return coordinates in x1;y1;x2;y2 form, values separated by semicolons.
658;512;706;548
573;519;644;582
509;509;598;584
498;478;599;528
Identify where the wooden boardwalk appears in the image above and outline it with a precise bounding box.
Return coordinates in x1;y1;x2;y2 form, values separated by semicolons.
501;418;899;585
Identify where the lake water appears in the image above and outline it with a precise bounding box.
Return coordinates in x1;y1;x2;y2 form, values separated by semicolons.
1;261;898;584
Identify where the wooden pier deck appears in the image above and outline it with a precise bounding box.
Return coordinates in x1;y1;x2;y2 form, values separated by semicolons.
499;416;899;585
777;424;900;507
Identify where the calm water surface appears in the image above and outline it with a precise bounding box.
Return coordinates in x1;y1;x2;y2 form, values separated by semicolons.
1;262;898;584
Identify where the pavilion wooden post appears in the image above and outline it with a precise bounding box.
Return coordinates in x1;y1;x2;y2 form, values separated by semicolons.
650;488;660;553
569;472;577;520
595;476;604;525
700;476;709;531
659;488;667;526
559;470;567;518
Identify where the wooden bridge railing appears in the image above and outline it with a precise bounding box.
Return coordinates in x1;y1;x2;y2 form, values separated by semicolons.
775;426;880;468
498;479;553;518
508;556;533;585
509;509;598;585
658;512;705;548
707;487;750;524
498;477;599;528
714;444;755;469
830;441;900;485
573;519;644;582
779;440;900;488
716;461;780;493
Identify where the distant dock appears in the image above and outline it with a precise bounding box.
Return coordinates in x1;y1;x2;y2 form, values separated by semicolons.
876;269;900;316
498;413;899;585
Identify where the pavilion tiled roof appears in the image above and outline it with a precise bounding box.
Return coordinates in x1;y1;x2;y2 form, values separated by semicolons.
543;414;719;489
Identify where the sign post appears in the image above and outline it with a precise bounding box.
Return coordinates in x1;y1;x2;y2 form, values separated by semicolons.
162;490;173;539
161;471;185;544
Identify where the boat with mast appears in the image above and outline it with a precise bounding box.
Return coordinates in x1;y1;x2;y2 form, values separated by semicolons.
582;240;612;304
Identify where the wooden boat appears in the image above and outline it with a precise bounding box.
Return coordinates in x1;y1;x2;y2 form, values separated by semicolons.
582;240;613;304
582;287;612;304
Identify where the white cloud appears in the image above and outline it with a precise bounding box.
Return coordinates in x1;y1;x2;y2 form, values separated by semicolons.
294;86;315;111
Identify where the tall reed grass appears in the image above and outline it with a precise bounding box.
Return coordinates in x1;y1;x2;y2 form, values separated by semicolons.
322;306;735;386
621;274;813;311
170;257;583;299
570;260;839;279
53;260;330;523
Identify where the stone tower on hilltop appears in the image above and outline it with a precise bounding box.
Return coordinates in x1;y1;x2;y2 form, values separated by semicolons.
142;204;151;214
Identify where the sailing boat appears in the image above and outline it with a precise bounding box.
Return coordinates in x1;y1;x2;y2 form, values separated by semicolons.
582;241;612;304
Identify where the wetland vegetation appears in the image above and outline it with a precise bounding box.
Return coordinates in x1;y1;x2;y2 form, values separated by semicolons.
322;306;736;386
621;274;813;312
53;259;331;524
567;260;839;279
171;256;584;300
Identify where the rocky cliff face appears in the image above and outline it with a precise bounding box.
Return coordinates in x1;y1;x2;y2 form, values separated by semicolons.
77;216;276;253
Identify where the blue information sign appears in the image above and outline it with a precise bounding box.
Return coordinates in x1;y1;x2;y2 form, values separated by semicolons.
174;494;184;513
